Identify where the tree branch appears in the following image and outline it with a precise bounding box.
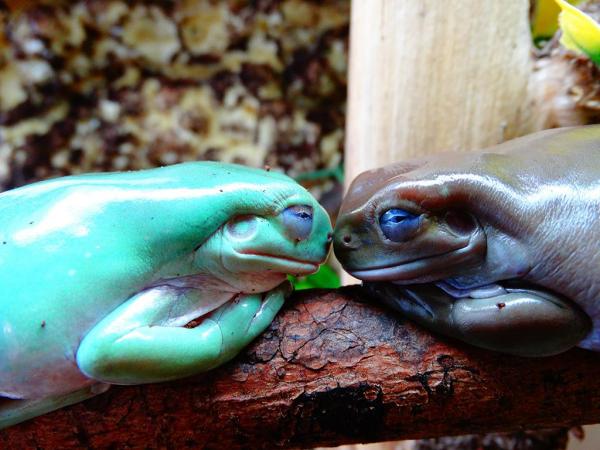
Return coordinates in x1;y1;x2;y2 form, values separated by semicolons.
2;286;600;449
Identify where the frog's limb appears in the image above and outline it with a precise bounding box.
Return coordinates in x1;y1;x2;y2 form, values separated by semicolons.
76;283;289;385
206;283;287;362
0;383;109;429
365;282;591;357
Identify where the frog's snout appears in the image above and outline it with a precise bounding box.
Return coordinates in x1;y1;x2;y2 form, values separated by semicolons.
332;223;361;257
325;231;334;253
332;221;365;272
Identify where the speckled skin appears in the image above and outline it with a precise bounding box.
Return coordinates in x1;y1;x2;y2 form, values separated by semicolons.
0;162;332;427
335;126;600;356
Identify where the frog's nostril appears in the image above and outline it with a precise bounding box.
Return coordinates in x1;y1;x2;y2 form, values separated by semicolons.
335;232;360;251
324;232;334;251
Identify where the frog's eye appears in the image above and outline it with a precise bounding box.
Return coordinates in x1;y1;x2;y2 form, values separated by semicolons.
282;205;313;241
379;208;422;242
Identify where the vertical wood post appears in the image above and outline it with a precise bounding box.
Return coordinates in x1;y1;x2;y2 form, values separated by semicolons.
344;0;534;184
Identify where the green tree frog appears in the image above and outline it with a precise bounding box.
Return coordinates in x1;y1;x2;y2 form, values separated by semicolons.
0;162;332;428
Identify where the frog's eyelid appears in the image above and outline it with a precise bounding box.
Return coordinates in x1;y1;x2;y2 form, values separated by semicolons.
369;197;423;225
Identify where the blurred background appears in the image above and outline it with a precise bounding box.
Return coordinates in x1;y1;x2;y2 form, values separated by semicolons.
0;0;347;199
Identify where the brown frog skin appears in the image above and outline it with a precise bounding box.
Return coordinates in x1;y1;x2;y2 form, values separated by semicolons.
334;126;600;357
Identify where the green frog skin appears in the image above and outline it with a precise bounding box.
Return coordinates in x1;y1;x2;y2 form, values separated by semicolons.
0;162;332;428
334;126;600;357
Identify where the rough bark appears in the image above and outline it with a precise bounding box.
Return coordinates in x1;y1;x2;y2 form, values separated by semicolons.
2;286;600;449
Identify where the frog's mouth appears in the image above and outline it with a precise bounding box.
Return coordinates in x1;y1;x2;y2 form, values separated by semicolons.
348;243;475;283
238;251;321;275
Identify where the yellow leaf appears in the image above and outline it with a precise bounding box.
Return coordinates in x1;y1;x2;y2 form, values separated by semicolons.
532;0;562;42
555;0;600;65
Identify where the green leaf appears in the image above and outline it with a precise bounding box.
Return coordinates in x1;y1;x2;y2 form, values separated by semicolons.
289;264;341;290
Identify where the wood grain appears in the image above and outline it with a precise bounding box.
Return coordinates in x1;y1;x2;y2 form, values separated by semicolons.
344;0;535;184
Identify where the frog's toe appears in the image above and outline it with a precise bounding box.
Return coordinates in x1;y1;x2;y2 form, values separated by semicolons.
212;282;290;360
365;282;591;357
246;281;289;335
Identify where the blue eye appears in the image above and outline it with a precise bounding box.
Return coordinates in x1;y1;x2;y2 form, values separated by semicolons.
379;208;422;242
282;205;313;241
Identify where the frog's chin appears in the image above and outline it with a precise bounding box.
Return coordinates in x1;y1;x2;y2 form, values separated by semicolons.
236;251;321;276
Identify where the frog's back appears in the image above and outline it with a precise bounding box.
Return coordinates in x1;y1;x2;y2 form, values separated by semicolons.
0;162;301;398
0;174;156;398
410;126;600;189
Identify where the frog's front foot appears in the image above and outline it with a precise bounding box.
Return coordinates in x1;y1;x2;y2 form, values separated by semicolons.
365;282;591;357
209;281;291;364
76;282;291;384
